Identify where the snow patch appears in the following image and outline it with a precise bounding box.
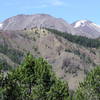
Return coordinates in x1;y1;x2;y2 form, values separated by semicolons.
91;23;100;28
0;23;3;29
74;20;87;28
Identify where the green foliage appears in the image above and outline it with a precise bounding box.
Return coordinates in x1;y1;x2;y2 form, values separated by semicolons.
74;66;100;100
0;43;24;64
0;54;69;100
0;59;12;71
0;53;99;100
0;65;6;100
47;28;100;48
47;79;69;100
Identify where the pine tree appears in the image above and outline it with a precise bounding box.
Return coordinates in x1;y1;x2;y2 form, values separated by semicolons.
74;66;100;100
0;54;70;100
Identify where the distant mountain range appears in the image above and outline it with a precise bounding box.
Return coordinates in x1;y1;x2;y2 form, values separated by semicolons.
0;14;100;38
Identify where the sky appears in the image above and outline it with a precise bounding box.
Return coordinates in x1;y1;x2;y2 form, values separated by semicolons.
0;0;100;24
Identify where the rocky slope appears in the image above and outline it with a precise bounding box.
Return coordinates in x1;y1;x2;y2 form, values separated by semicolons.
0;14;79;35
1;14;100;38
0;28;100;90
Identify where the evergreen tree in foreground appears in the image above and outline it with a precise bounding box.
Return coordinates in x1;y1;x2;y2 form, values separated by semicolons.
0;54;70;100
0;54;100;100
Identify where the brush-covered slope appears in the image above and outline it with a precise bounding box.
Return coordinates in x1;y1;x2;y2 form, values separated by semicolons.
0;28;100;90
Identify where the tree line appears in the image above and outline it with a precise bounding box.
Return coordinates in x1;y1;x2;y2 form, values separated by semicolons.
47;28;100;48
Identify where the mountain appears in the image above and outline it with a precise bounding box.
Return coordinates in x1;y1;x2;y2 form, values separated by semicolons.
72;20;100;38
0;14;79;35
0;28;100;90
1;14;100;38
0;23;3;29
0;14;100;90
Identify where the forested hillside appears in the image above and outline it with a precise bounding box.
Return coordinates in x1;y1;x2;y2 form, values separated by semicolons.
47;28;100;48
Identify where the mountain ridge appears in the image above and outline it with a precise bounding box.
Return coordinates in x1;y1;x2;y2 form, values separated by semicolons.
0;14;100;38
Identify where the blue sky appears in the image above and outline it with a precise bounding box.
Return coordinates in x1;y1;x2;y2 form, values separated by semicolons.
0;0;100;24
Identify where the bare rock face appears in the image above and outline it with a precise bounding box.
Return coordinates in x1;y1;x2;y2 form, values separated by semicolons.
1;14;78;35
1;14;100;38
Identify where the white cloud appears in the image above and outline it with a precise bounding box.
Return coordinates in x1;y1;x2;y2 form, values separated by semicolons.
39;0;65;7
51;0;64;6
32;4;48;8
24;0;65;9
18;0;66;11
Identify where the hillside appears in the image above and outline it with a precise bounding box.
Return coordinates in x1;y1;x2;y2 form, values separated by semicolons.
0;28;100;90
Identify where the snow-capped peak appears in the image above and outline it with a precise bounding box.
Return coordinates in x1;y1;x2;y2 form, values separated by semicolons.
0;23;3;29
74;20;87;28
91;23;100;28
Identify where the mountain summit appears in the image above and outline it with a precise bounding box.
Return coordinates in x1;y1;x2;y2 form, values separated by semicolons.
1;14;78;35
72;20;100;38
1;14;100;38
